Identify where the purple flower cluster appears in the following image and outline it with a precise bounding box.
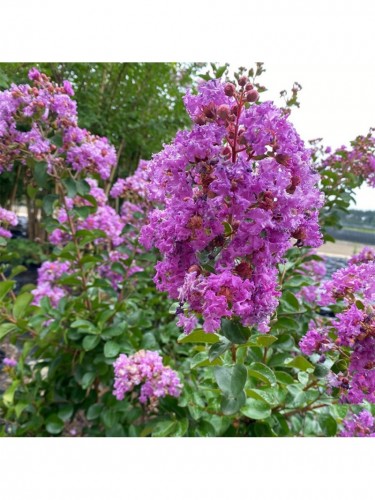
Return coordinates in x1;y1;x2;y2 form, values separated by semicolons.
300;255;375;404
340;410;375;437
321;131;375;188
348;246;375;266
0;69;116;180
3;357;17;368
298;253;327;304
110;160;158;201
50;178;126;247
140;77;323;333
0;207;18;239
113;350;182;411
32;260;72;307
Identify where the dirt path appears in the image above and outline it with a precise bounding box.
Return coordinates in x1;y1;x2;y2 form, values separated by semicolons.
317;240;375;259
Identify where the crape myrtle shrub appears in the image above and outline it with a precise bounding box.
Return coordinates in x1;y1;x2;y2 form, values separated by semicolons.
0;65;374;437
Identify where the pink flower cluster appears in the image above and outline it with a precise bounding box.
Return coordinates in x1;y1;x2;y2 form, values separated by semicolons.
340;410;375;437
140;77;323;333
348;246;375;266
113;350;182;411
32;260;72;307
0;68;116;179
3;357;17;368
300;255;375;404
321;131;375;188
299;253;326;304
0;207;18;239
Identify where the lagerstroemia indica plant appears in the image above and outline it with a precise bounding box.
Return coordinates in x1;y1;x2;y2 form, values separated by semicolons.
0;65;374;437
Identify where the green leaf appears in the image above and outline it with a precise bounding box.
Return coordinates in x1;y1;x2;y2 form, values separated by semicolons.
104;340;121;358
172;418;189;437
280;290;300;312
208;337;232;362
62;178;78;198
178;329;219;344
319;414;337;437
50;133;63;147
46;415;64;435
246;388;279;407
285;356;314;372
76;179;91;196
9;265;27;279
12;292;33;320
2;380;19;407
221;390;246;415
82;335;100;351
33;161;49;188
248;362;276;387
215;65;227;78
214;364;247;396
0;280;14;301
87;403;103;420
81;372;96;390
43;194;59;216
58;404;74;422
247;334;277;348
0;323;17;340
275;371;295;385
71;319;99;334
152;421;177;437
241;399;272;420
221;319;250;344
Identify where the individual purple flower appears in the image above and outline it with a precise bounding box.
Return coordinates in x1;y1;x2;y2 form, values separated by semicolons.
3;357;17;368
340;410;375;437
113;350;182;411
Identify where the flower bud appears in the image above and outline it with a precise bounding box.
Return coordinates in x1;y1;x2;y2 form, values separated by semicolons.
237;135;248;146
188;265;201;275
246;89;259;102
224;82;236;97
217;104;231;120
202;103;216;119
194;114;207;125
245;83;254;91
275;153;291;166
221;146;231;157
238;76;248;87
235;262;253;279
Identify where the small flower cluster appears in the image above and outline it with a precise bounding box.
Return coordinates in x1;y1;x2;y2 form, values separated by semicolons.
3;357;17;368
32;260;72;307
340;410;375;437
50;178;126;247
321;131;375;188
0;207;18;239
299;253;327;304
348;246;375;266
113;350;182;411
110;160;158;201
48;178;142;290
300;255;375;404
0;68;116;179
141;77;323;333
